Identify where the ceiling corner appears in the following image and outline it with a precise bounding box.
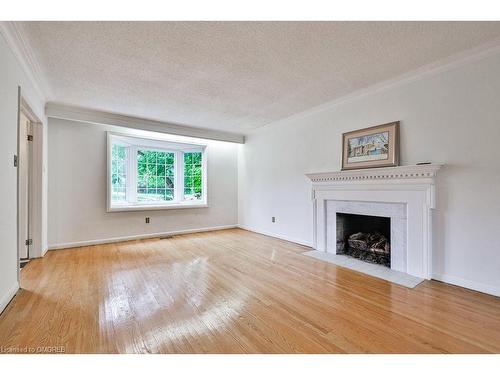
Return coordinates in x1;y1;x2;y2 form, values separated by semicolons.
0;21;52;101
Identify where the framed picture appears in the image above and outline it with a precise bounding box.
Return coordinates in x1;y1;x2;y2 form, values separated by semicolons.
342;121;399;170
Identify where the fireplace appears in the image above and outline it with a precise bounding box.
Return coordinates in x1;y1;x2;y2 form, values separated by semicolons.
336;213;391;267
306;164;442;279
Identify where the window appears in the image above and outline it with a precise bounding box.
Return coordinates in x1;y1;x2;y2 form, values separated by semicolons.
111;144;127;202
107;133;207;211
137;150;175;202
183;152;203;200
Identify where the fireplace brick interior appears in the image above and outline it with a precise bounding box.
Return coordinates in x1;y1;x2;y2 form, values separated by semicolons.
336;213;391;267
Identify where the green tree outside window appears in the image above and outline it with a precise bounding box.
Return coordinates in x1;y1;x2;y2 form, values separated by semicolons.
137;150;175;201
184;152;202;200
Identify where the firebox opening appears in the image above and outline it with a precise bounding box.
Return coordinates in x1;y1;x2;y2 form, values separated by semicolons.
336;213;391;267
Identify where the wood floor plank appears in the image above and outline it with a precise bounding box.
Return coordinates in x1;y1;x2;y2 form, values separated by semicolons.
0;228;499;354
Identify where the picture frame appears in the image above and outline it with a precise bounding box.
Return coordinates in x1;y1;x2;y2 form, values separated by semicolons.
341;121;400;170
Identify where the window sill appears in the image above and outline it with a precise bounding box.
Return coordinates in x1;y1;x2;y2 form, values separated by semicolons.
107;201;208;212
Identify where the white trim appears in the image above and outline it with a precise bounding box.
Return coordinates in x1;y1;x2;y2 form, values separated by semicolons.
46;102;245;144
432;273;500;298
108;202;209;212
47;225;238;250
202;146;208;207
174;150;184;202
110;131;210;149
238;225;313;248
127;145;136;203
0;282;19;315
0;22;50;100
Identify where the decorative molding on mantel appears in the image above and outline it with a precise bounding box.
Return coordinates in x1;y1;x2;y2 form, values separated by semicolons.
306;164;442;183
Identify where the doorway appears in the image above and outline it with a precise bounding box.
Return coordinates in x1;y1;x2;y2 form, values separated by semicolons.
18;110;32;267
18;93;43;271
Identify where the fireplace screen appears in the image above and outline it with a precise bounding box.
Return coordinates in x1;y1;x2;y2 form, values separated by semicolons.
336;213;391;267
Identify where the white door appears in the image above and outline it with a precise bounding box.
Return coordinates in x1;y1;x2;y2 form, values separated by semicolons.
19;111;32;260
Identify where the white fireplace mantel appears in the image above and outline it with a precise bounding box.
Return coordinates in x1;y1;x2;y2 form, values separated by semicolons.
306;164;442;279
306;164;442;184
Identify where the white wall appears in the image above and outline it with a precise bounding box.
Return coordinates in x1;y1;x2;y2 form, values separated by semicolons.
47;118;239;247
239;49;500;296
0;33;47;312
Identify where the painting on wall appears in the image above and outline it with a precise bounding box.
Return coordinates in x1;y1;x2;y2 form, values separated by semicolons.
342;121;399;170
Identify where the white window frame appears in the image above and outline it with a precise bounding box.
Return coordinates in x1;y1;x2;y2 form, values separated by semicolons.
107;132;208;212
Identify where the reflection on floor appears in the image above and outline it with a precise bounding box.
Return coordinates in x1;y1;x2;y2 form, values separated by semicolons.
0;228;499;353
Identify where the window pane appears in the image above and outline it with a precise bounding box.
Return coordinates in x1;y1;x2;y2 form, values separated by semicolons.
137;150;146;164
137;162;147;176
192;152;202;165
136;149;175;202
166;166;174;177
156;164;165;176
184;152;202;201
111;144;127;202
165;189;174;200
185;163;193;175
146;163;155;175
165;176;174;189
147;151;157;164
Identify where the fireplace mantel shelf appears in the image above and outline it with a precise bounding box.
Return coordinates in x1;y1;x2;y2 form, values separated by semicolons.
306;164;442;183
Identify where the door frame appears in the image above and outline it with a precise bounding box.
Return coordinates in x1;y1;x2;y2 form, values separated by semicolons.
17;88;44;278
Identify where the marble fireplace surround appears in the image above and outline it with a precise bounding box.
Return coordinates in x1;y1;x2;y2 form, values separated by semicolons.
306;164;441;279
329;200;407;271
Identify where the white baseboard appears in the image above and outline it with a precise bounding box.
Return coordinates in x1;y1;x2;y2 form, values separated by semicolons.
432;273;500;297
0;282;19;315
48;225;238;250
238;225;313;248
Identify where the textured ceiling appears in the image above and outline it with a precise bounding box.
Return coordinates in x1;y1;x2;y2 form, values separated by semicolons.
18;21;500;134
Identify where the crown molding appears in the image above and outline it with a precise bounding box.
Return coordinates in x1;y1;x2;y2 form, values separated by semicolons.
254;37;500;132
0;21;51;101
46;102;245;144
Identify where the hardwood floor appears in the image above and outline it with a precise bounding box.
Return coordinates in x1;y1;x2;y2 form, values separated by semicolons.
0;228;499;353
